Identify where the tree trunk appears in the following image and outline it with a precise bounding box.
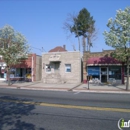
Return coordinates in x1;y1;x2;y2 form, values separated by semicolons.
87;37;90;52
7;67;11;86
78;36;80;51
82;36;86;52
126;57;129;90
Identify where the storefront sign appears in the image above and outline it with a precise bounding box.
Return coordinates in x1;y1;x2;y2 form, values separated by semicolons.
10;74;14;78
49;55;61;61
87;67;100;75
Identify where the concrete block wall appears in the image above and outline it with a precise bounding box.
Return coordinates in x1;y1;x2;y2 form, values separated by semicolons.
42;51;81;84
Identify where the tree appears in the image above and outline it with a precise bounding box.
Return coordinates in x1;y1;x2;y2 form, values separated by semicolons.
103;7;130;90
63;8;97;52
71;8;96;52
63;13;81;51
0;25;30;85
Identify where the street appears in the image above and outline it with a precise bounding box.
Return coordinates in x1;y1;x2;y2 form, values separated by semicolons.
0;88;130;130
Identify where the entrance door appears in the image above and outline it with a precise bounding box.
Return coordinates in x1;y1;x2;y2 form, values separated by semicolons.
101;67;107;83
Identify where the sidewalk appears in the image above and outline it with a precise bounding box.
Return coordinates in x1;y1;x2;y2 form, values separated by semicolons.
0;80;130;94
74;83;130;93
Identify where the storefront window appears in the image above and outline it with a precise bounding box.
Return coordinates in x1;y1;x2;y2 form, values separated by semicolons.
108;66;121;80
0;67;5;78
87;66;100;79
45;64;51;72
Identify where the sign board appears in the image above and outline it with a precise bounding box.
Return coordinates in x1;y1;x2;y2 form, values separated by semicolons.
87;67;100;75
10;74;14;78
49;55;61;61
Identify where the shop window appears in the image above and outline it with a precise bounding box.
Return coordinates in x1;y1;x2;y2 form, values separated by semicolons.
109;66;121;80
45;64;51;72
0;67;4;78
87;66;100;80
91;75;100;80
65;64;71;72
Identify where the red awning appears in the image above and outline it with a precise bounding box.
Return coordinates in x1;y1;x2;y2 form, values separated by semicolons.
87;57;121;65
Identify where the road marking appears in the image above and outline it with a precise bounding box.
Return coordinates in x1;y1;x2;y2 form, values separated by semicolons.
0;99;130;113
74;92;81;94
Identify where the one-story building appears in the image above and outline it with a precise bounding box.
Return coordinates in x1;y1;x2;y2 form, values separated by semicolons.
42;45;82;84
0;54;42;82
83;50;126;84
0;55;7;80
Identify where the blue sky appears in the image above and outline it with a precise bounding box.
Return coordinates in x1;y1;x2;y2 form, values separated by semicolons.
0;0;129;55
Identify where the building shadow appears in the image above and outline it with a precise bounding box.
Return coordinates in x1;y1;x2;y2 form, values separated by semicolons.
0;96;45;130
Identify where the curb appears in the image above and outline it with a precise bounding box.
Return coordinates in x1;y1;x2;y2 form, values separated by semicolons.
72;89;130;94
68;83;83;91
0;85;130;94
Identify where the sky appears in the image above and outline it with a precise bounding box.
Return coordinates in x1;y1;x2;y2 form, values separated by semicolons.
0;0;130;55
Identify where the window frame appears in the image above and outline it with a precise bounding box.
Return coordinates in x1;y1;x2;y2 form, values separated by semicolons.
65;64;71;73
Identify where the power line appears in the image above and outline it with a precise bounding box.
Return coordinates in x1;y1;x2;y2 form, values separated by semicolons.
30;46;46;52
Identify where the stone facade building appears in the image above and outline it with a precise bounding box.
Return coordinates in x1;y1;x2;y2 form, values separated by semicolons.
42;46;82;84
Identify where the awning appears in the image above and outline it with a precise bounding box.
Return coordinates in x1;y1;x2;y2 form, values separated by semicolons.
87;57;121;66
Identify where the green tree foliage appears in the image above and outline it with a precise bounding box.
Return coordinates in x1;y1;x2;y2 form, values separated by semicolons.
103;7;130;90
71;8;96;52
0;25;30;85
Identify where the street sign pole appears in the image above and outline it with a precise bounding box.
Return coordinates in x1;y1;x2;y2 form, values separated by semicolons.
87;76;89;90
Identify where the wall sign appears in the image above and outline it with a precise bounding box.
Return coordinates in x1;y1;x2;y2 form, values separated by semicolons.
87;67;100;75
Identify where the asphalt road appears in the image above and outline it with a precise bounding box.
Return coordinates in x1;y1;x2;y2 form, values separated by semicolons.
0;88;130;130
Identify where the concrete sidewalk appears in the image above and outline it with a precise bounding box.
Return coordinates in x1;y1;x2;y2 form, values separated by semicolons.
74;83;130;93
0;80;80;91
0;80;130;93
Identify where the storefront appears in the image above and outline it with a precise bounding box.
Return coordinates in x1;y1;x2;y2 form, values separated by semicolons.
0;62;7;80
87;57;122;84
10;68;32;81
87;66;122;83
0;54;42;82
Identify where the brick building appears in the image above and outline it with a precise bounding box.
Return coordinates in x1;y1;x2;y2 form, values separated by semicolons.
83;50;125;84
0;54;42;81
0;55;7;80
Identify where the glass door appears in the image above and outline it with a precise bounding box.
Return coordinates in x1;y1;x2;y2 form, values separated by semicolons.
101;67;107;83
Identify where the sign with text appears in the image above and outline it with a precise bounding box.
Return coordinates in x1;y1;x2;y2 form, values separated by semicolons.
87;67;100;75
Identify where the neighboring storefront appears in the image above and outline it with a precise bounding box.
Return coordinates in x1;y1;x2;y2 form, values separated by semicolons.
0;54;42;82
11;54;42;82
87;66;122;84
9;68;32;81
83;50;124;84
0;62;7;80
